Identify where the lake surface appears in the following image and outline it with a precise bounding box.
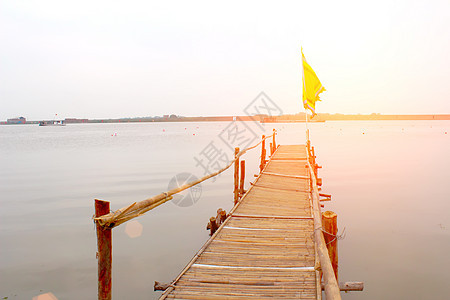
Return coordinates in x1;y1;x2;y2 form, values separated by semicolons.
0;120;449;299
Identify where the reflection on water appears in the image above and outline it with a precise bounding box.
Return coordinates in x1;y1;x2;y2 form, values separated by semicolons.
125;221;143;239
32;292;58;300
0;121;449;299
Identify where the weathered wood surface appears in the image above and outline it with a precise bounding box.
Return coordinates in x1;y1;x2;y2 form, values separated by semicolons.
307;156;341;299
95;199;112;300
322;282;364;292
160;145;322;299
239;160;245;197
322;211;338;280
234;147;240;205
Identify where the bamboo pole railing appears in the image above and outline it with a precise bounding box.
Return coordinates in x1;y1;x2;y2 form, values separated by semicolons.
306;144;342;300
93;132;276;229
92;130;277;299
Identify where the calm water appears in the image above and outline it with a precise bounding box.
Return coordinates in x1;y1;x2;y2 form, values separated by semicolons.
0;121;449;299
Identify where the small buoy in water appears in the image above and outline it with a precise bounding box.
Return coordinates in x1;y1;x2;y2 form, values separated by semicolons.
445;132;448;134
362;132;365;135
185;127;187;130
193;133;196;136
163;129;165;132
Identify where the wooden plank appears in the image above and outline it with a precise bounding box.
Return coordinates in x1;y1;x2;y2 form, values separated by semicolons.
226;217;313;229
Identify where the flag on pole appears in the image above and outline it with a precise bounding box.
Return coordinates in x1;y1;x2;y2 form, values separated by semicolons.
302;49;325;116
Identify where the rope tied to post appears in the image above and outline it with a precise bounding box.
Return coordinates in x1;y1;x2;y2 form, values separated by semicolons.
313;226;346;246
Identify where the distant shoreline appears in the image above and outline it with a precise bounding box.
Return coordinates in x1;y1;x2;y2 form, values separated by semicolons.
2;114;450;125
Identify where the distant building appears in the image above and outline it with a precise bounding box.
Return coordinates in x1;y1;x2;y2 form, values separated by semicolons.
7;117;26;124
65;118;89;123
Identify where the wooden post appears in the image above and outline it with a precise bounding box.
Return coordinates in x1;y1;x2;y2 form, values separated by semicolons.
270;142;273;156
260;135;266;172
207;217;218;235
263;148;266;165
216;208;227;224
272;128;276;150
322;211;338;281
234;147;240;205
306;130;311;157
239;160;245;197
95;199;112;300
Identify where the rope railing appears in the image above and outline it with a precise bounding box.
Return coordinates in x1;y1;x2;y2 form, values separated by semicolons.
93;132;276;229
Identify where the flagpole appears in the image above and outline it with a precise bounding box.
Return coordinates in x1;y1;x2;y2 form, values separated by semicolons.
305;108;310;147
301;47;310;146
301;48;324;152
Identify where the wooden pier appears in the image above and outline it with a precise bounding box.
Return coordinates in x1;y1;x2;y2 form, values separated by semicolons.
160;145;327;299
94;131;362;299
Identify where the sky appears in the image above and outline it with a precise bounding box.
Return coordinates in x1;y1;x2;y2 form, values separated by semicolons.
1;0;449;120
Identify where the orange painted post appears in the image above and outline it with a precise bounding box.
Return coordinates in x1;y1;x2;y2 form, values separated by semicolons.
322;211;338;281
270;142;273;156
260;135;266;172
272;128;276;150
234;147;240;205
312;146;317;178
95;199;112;300
239;160;245;197
261;149;266;171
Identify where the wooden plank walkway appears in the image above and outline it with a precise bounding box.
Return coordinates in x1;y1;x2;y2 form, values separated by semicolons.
161;145;318;299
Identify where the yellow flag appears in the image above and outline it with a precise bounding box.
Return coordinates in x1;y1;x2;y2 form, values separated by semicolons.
302;50;325;116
